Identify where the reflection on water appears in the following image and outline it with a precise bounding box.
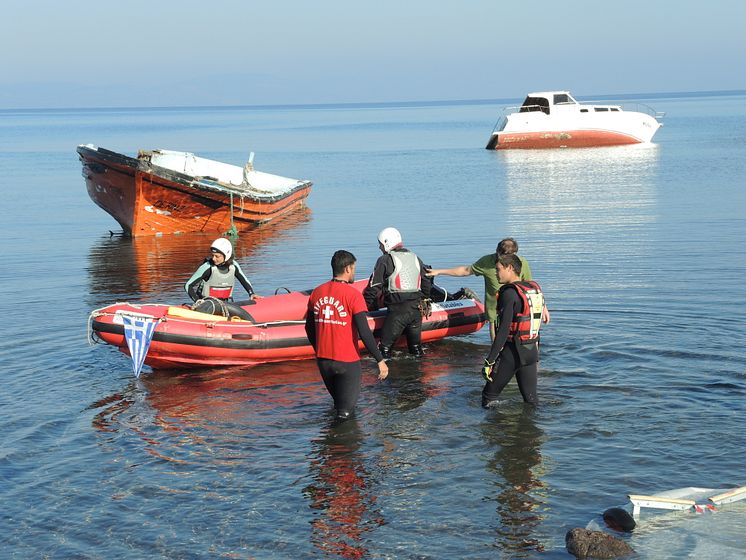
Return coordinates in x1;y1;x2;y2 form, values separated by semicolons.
481;407;547;556
86;208;310;305
378;347;455;413
8;98;746;558
304;418;384;558
497;144;660;242
89;361;323;464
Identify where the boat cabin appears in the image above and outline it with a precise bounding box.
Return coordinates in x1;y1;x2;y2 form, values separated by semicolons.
519;91;578;115
518;91;625;115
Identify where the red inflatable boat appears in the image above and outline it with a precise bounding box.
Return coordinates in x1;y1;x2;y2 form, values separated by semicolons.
89;280;486;369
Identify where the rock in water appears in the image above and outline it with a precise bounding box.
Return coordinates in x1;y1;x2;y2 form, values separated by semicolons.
602;507;636;532
566;528;635;559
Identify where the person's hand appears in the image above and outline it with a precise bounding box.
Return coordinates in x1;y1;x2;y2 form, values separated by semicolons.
377;360;389;381
419;298;432;318
482;359;495;382
425;267;438;277
252;294;263;300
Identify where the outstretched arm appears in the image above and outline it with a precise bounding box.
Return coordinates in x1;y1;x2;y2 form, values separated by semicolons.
426;265;473;277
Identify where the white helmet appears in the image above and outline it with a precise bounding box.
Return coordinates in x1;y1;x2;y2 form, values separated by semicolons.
377;227;402;253
211;238;233;260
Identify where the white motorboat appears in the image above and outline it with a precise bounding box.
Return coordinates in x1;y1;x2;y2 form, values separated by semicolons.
486;91;664;149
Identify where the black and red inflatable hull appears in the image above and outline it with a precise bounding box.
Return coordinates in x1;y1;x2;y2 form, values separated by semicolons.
90;280;486;369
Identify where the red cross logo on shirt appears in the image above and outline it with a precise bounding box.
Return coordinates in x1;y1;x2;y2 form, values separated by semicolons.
322;306;335;320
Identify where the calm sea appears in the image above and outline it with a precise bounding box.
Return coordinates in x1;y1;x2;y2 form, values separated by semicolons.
1;93;746;558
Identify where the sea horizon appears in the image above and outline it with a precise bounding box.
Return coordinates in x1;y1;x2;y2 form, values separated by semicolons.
1;87;744;114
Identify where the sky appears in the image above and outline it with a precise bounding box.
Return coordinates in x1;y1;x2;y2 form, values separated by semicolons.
1;0;744;109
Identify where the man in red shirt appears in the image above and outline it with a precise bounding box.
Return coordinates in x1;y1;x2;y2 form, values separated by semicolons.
306;250;388;420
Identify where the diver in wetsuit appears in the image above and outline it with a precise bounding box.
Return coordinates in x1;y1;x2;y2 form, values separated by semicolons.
184;238;258;320
481;253;548;407
305;250;388;420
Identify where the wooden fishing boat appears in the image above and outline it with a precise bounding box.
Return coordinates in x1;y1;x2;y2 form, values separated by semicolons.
486;91;664;149
78;144;312;236
89;280;486;370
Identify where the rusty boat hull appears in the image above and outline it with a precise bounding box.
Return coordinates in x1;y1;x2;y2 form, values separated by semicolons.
78;145;312;236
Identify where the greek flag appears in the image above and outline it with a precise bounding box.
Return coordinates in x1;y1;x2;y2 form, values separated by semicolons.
122;314;157;378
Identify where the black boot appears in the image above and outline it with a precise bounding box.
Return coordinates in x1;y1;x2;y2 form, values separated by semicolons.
335;410;352;421
408;344;424;358
481;396;499;409
379;344;392;359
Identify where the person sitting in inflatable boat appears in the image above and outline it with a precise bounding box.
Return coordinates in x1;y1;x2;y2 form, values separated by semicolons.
184;238;260;320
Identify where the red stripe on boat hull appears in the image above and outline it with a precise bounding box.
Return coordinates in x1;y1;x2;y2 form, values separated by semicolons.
490;129;642;150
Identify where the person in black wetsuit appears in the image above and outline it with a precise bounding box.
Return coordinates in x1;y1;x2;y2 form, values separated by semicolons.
481;253;548;407
363;227;432;359
306;250;388;420
184;238;259;321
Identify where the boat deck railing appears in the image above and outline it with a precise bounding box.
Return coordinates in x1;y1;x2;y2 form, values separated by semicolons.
576;100;666;120
490;103;552;133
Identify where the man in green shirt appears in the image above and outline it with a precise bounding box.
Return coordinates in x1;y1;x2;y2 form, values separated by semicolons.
427;238;547;340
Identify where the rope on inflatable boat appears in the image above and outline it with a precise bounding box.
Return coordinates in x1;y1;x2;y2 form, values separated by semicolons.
87;304;164;346
87;305;307;345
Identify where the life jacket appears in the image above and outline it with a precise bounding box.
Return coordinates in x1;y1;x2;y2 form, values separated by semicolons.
201;263;236;299
386;251;421;294
499;281;544;344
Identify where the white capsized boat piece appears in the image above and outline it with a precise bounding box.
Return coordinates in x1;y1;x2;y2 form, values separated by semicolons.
709;486;746;506
586;487;746;557
628;494;696;516
629;486;746;517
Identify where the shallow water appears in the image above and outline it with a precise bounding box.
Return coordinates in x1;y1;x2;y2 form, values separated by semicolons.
2;94;746;558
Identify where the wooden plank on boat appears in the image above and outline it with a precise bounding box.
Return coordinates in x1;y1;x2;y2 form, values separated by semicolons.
708;486;746;505
628;494;695;516
167;306;233;322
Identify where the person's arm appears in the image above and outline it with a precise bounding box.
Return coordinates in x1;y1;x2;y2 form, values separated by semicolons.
419;258;432;298
353;312;388;380
353;312;384;362
426;265;473;277
185;262;211;302
363;256;388;310
233;262;256;299
486;289;519;364
304;304;316;349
